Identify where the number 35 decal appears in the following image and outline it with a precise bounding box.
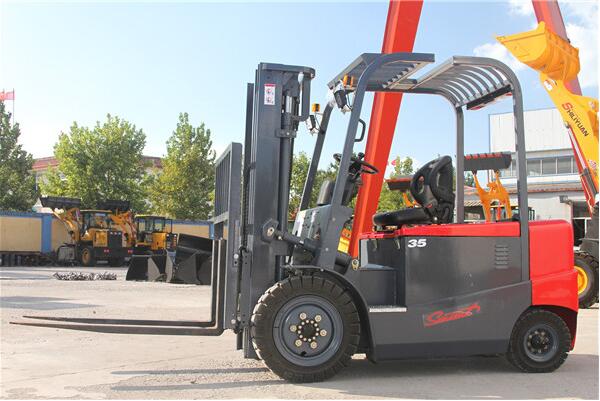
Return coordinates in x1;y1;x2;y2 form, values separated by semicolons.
407;238;427;248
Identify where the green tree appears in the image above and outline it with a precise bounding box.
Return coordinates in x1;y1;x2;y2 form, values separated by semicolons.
377;156;415;212
464;171;476;187
40;114;148;210
288;153;338;218
289;152;311;218
0;102;37;211
150;113;215;219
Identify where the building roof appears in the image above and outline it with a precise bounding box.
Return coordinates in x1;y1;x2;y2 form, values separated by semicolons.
32;155;162;172
32;156;59;171
465;180;582;195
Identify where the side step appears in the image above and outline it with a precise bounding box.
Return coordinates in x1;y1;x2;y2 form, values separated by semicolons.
368;306;407;313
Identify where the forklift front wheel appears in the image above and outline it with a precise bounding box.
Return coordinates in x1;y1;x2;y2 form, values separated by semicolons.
506;309;571;373
251;275;360;383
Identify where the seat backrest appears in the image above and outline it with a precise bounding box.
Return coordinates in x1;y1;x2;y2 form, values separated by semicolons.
410;156;455;224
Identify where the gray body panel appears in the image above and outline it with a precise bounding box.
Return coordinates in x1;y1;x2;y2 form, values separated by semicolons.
369;281;530;360
353;234;529;361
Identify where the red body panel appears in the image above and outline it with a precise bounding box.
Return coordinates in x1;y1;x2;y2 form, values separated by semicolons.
361;220;578;311
360;221;520;239
360;220;577;313
360;219;578;346
529;220;578;312
349;0;423;257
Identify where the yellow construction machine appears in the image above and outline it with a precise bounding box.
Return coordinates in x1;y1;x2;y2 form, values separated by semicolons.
133;215;177;254
498;21;599;307
41;196;133;267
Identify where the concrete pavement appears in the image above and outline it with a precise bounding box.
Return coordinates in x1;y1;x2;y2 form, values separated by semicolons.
1;266;598;399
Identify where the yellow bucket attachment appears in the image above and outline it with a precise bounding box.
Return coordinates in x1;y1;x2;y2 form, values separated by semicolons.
497;22;580;81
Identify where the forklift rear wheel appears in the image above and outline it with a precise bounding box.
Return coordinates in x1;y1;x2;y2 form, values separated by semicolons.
575;252;598;309
507;309;571;373
251;274;360;383
80;247;95;267
109;257;125;267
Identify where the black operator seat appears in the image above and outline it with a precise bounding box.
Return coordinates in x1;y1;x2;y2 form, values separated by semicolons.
373;156;455;228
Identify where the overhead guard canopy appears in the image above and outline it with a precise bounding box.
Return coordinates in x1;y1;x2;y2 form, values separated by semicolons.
329;53;515;109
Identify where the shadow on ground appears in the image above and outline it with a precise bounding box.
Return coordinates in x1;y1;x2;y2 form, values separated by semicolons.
0;296;97;310
105;354;599;399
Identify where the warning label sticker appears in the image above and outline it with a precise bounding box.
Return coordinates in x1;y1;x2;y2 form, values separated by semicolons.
264;83;276;105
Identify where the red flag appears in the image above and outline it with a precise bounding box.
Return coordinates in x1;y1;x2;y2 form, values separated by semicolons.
0;90;15;101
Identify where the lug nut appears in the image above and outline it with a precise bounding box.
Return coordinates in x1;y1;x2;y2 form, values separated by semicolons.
315;315;322;322
299;312;307;320
310;341;318;349
320;329;327;337
295;339;302;347
290;325;297;332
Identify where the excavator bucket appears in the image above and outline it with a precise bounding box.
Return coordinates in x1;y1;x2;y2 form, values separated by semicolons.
497;22;580;81
40;196;81;210
97;199;131;212
125;234;213;285
167;234;213;285
126;254;167;281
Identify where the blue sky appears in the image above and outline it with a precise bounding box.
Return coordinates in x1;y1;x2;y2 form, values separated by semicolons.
1;0;597;172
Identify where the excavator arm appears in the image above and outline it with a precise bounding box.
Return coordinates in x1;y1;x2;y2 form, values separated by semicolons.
498;22;598;213
109;210;137;248
40;196;82;244
498;0;598;308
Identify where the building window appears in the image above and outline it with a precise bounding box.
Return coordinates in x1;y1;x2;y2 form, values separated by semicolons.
557;156;573;174
527;159;542;176
499;155;575;178
542;158;557;175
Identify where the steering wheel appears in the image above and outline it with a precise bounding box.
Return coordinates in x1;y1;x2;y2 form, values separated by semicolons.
333;153;379;175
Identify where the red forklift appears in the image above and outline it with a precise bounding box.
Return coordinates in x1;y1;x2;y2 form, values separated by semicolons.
15;53;578;382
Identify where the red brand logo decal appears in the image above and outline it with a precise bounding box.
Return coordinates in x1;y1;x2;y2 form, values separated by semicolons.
562;102;573;110
423;303;481;327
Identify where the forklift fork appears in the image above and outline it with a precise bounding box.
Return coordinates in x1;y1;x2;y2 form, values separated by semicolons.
12;240;227;336
12;143;243;337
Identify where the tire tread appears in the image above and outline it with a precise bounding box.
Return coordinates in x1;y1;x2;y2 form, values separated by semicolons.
250;273;360;383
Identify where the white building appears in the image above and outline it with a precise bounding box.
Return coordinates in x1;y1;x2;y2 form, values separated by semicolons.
466;108;589;245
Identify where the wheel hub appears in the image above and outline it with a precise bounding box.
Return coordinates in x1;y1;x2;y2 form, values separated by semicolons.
273;295;343;367
575;265;588;295
290;314;327;348
523;324;558;362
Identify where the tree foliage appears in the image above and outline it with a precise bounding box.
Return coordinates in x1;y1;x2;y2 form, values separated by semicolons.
377;156;415;212
40;114;148;210
289;153;417;217
0;101;37;211
149;113;215;219
289;152;337;218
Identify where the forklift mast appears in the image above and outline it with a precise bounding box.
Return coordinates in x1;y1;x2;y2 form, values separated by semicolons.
237;63;315;356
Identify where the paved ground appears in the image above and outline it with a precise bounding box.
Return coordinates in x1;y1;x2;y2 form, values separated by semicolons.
1;266;598;399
